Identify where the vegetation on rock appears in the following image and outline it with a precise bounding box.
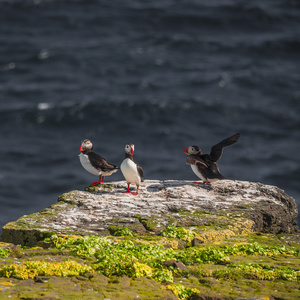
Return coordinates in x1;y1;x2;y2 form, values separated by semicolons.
0;260;94;280
0;229;299;299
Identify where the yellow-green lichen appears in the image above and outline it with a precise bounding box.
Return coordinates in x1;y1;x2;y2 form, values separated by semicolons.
0;260;94;280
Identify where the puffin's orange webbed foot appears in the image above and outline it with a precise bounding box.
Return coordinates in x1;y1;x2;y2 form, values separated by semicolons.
131;187;139;195
123;184;131;193
193;181;210;185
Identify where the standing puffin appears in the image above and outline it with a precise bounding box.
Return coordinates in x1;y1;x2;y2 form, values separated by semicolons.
79;139;119;186
183;133;240;184
120;144;144;195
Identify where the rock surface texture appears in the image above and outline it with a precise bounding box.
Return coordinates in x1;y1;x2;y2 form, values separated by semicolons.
1;180;298;246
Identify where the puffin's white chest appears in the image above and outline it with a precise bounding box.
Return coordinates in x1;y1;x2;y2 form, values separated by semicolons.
120;158;141;186
79;153;100;176
191;165;206;181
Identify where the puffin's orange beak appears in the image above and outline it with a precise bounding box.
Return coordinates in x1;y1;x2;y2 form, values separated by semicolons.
131;147;134;155
183;147;189;154
79;144;83;151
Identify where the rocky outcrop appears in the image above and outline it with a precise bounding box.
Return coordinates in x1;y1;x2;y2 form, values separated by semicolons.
1;180;298;247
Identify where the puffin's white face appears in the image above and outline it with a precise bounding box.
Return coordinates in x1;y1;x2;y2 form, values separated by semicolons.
189;146;199;155
80;139;93;152
183;146;200;155
125;144;134;155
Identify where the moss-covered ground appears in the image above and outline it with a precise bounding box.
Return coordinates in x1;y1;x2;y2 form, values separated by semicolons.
0;229;299;300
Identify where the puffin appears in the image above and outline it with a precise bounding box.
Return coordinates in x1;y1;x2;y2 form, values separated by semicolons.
79;139;119;186
183;133;240;184
120;144;144;195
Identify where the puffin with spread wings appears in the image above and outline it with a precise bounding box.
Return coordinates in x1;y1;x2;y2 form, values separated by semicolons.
183;133;240;184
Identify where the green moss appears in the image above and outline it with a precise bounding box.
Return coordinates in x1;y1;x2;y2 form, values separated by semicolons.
213;263;300;281
0;248;10;258
105;218;146;234
1;229;300;299
108;226;134;237
161;226;196;243
135;215;166;232
57;191;82;204
84;183;115;193
167;210;254;244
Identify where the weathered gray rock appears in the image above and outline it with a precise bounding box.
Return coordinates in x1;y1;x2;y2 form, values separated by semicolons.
1;180;298;246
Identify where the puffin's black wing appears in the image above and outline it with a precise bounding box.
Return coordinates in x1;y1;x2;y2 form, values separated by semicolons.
186;155;208;167
137;164;144;182
209;133;240;162
194;158;212;181
88;152;118;172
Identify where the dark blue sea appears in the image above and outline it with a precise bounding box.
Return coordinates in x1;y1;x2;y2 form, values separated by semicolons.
1;0;300;234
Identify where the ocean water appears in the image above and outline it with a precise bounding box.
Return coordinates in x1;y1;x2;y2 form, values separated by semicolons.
0;0;299;234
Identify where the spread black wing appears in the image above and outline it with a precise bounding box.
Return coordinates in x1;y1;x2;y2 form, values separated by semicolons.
209;133;240;162
88;152;118;172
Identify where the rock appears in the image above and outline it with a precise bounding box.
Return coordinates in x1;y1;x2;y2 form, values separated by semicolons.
34;276;50;283
192;238;205;246
75;275;88;281
162;260;187;270
0;180;298;247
